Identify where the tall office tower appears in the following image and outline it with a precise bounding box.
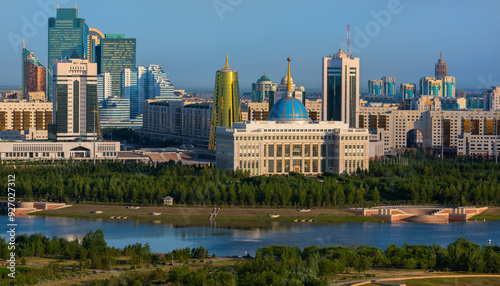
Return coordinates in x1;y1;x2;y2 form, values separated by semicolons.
442;76;456;98
97;73;112;103
208;54;241;150
52;58;98;141
87;28;104;63
97;34;136;97
368;79;384;95
382;76;396;95
269;73;305;111
22;40;47;100
435;51;448;79
251;75;277;102
99;96;130;122
48;7;88;101
322;49;359;127
420;77;443;97
400;83;416;100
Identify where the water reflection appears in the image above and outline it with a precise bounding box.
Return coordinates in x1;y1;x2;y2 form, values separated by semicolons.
1;216;498;257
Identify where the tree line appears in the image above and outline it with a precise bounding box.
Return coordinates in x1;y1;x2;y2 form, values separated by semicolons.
2;155;500;207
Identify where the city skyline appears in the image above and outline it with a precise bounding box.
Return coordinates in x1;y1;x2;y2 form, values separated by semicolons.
1;0;500;91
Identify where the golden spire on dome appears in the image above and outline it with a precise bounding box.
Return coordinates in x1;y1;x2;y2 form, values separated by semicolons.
286;57;292;93
223;53;231;71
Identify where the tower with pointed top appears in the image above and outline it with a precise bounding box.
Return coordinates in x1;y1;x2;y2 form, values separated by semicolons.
322;49;359;127
209;54;241;150
435;51;448;79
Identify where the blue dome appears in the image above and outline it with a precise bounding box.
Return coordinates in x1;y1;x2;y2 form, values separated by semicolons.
268;96;309;121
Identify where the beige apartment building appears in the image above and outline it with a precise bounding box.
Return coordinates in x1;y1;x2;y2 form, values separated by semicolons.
0;100;52;140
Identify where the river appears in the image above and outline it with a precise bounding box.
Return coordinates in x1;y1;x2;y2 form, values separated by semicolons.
2;216;499;257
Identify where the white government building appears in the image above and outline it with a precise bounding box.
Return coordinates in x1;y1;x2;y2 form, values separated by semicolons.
216;58;369;176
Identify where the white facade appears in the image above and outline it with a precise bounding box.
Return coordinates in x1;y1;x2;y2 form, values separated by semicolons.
322;49;360;127
0;141;119;161
53;58;98;141
97;73;112;103
215;120;369;176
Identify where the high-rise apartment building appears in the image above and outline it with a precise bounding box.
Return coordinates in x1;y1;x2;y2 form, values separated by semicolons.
400;83;416;100
251;75;276;103
22;41;46;100
368;77;396;96
322;49;359;127
435;52;448;79
52;58;98;141
420;76;455;98
97;34;136;97
48;7;88;101
483;87;500;111
209;55;241;150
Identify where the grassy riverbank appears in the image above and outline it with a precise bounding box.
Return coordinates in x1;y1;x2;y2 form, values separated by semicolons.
30;204;383;224
468;207;500;221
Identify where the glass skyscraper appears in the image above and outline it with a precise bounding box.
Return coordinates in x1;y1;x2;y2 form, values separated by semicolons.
251;75;276;103
48;7;88;101
97;34;136;97
209;55;241;150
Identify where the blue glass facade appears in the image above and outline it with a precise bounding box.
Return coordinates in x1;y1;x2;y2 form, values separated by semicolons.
48;8;87;101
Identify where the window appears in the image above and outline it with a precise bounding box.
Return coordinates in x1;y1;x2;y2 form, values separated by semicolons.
321;145;326;157
321;160;326;172
277;145;282;157
285;160;290;172
312;160;318;172
293;145;302;156
312;144;318;157
268;160;274;172
304;160;310;172
285;145;290;157
304;145;310;157
268;144;274;157
328;144;334;157
277;159;282;172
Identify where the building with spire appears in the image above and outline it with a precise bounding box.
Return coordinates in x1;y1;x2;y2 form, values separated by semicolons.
48;6;88;101
209;54;241;150
322;49;360;127
22;40;47;100
435;52;448;79
215;57;369;176
251;75;276;103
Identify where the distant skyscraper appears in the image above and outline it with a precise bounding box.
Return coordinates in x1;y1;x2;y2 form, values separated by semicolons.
322;49;359;127
442;76;456;98
420;77;443;97
147;64;177;101
368;79;383;95
99;96;130;122
97;34;136;97
269;74;305;112
400;83;416;100
251;75;276;103
121;66;147;118
97;73;112;103
87;28;104;63
382;77;396;95
52;58;98;141
435;52;448;79
48;7;88;101
209;54;241;150
22;40;46;100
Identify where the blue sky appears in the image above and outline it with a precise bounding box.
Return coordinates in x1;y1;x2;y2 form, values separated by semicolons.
1;0;500;91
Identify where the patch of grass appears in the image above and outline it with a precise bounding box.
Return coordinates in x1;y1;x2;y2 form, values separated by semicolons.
406;277;500;286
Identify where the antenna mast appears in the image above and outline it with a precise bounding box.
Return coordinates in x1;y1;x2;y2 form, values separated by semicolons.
346;24;351;58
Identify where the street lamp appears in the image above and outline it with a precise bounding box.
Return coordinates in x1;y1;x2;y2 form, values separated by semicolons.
93;108;98;165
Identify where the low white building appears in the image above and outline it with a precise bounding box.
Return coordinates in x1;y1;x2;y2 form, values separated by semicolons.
0;141;119;161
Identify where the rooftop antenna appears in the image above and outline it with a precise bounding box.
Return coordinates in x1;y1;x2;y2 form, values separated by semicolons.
346;24;351;58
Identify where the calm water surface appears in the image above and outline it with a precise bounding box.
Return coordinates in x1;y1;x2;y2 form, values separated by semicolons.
2;216;499;257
